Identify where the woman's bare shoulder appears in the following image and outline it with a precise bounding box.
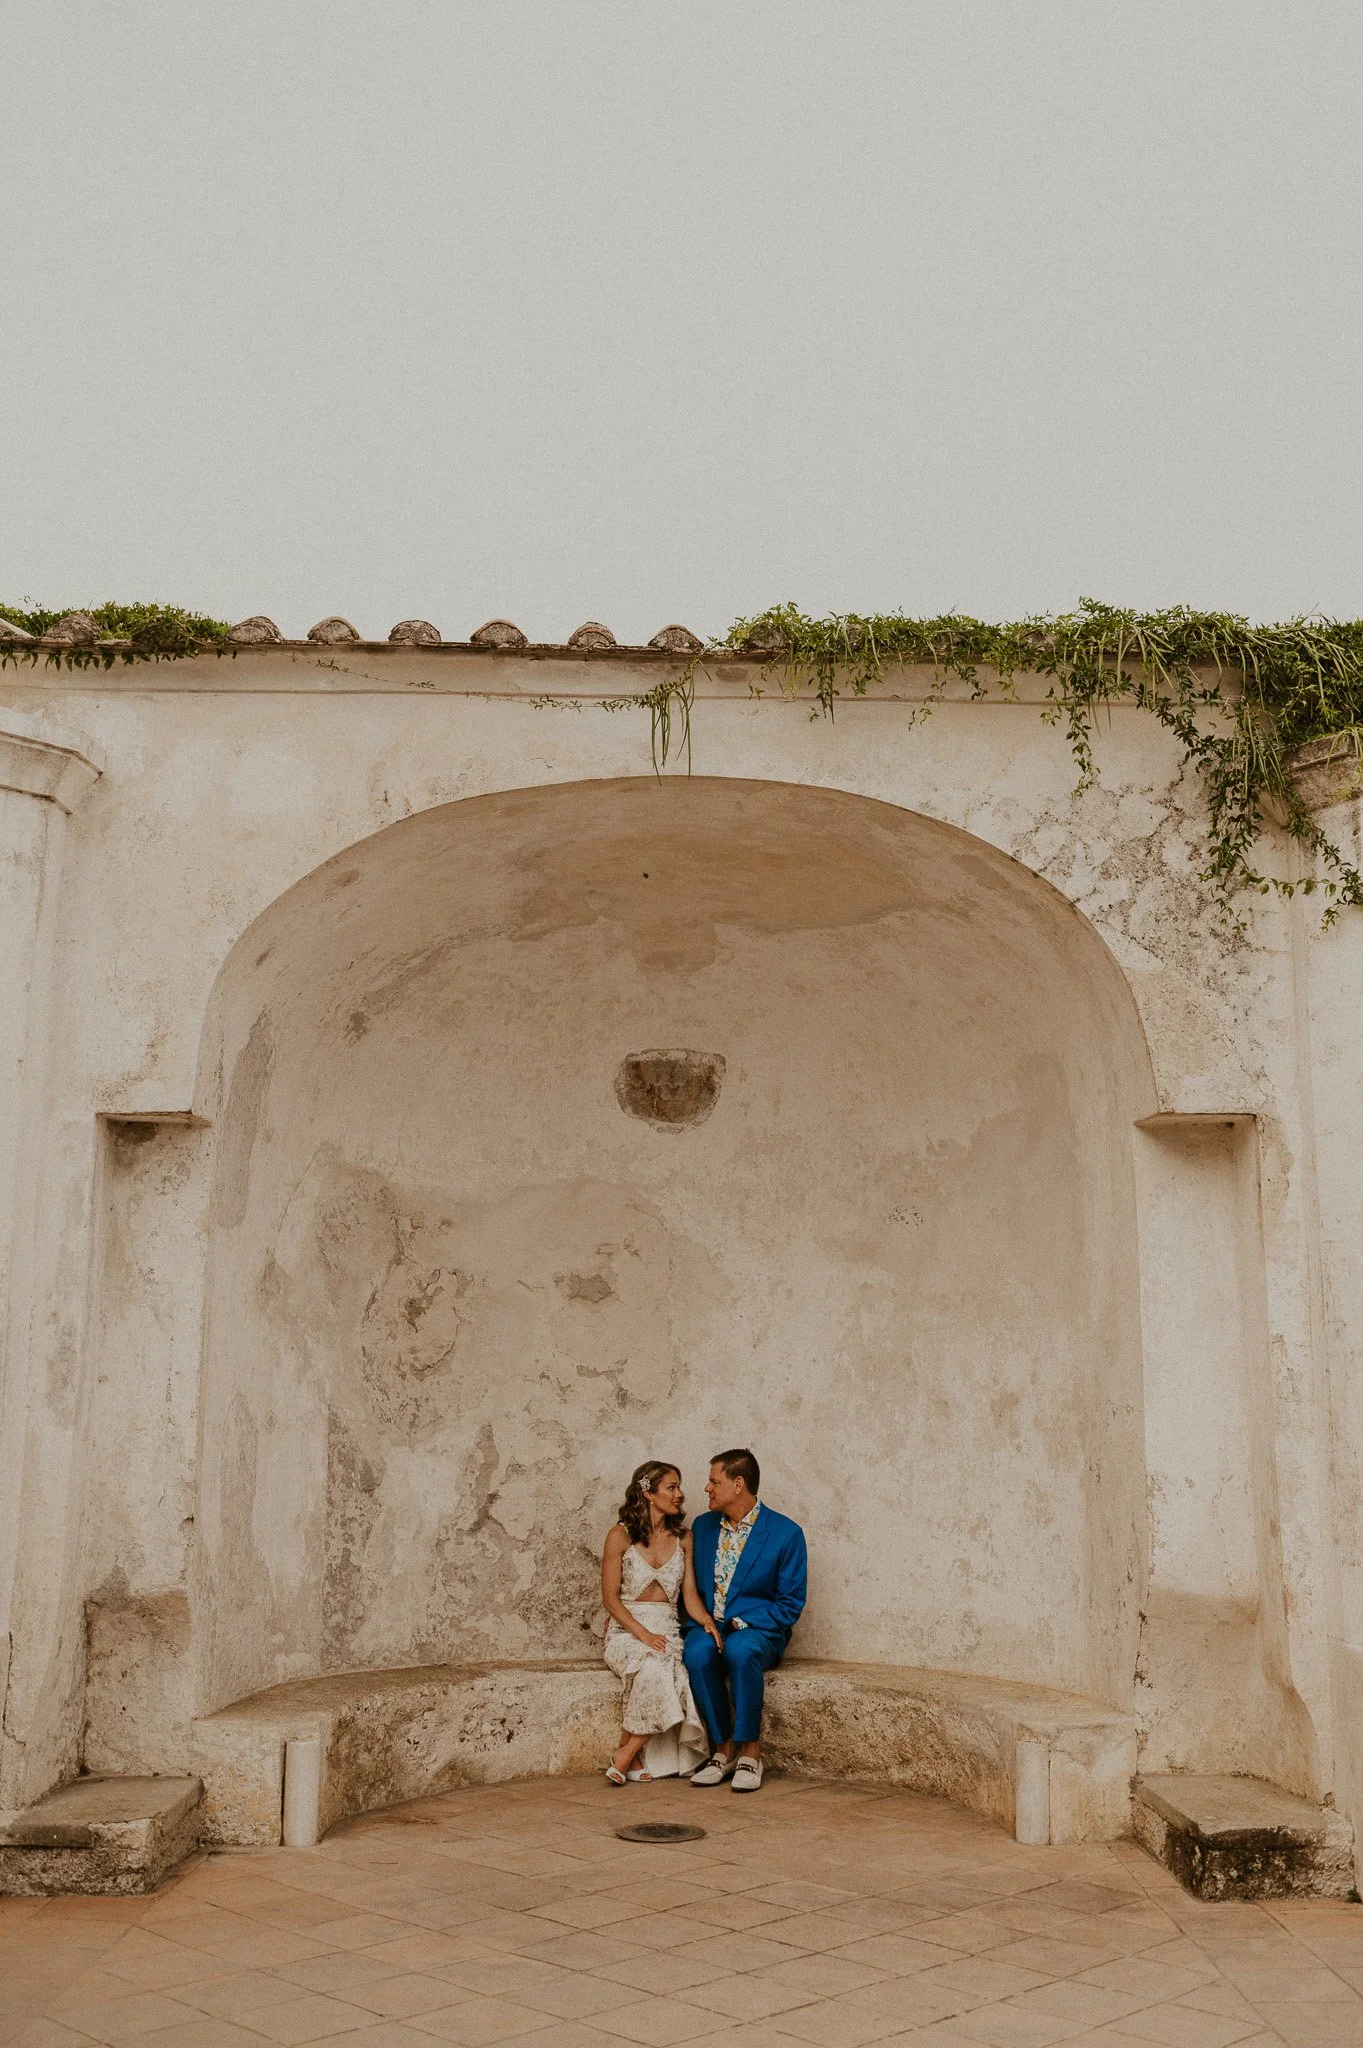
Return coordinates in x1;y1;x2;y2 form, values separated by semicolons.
603;1521;631;1554
682;1527;694;1548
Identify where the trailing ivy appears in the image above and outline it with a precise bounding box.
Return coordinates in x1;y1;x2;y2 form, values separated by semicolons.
0;600;231;665
600;672;695;774
651;601;1363;926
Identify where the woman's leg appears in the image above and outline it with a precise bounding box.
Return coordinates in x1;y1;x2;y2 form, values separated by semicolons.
611;1730;651;1774
607;1623;672;1774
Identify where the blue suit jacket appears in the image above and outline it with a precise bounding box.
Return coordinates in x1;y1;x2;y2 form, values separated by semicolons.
688;1504;808;1646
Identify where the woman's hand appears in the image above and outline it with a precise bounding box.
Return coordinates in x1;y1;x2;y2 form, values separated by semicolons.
636;1627;669;1654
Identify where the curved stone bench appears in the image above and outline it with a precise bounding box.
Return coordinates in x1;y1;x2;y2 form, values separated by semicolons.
191;1660;618;1846
762;1661;1134;1844
190;1657;1135;1848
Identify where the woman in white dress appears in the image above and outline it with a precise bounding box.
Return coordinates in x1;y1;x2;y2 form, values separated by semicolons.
601;1461;721;1784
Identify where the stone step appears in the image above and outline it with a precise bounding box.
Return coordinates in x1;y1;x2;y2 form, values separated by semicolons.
0;1775;203;1896
1134;1772;1356;1901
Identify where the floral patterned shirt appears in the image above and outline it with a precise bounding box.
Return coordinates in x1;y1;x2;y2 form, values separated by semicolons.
712;1502;761;1624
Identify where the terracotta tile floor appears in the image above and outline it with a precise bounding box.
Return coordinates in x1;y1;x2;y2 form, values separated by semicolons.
3;1775;1362;2048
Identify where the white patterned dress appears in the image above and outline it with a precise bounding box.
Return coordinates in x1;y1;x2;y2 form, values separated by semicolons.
604;1540;708;1778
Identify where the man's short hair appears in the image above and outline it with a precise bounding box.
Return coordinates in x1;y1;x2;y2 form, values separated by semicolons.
711;1447;760;1495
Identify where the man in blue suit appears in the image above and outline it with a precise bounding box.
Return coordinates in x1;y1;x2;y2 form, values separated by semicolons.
683;1448;807;1792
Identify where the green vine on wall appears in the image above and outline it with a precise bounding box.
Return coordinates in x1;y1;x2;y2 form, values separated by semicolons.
6;596;1363;924
629;601;1363;927
0;600;231;664
601;673;695;774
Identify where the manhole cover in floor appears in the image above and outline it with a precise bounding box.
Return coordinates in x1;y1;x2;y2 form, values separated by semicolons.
615;1822;707;1844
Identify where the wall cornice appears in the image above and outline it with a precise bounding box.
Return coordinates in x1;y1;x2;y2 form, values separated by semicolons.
5;644;1226;705
0;730;102;813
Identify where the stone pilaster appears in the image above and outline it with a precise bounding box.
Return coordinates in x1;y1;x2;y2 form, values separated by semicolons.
0;730;100;1806
1285;739;1363;1844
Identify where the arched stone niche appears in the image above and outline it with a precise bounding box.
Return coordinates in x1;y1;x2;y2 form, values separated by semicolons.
192;778;1157;1717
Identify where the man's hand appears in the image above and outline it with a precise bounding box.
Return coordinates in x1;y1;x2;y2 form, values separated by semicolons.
704;1618;724;1651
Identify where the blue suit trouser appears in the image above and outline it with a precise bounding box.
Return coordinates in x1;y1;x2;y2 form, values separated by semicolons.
683;1625;785;1747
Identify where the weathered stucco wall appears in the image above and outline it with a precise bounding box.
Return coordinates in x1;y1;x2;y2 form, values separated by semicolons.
0;643;1353;1841
192;778;1154;1716
1295;797;1363;1836
1133;1116;1316;1791
82;1115;211;1777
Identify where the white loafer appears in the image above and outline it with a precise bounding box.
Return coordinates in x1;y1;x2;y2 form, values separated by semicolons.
731;1757;763;1792
690;1753;738;1786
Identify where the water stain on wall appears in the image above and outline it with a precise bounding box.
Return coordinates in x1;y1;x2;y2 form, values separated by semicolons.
322;1412;383;1667
256;1149;692;1667
213;1013;274;1229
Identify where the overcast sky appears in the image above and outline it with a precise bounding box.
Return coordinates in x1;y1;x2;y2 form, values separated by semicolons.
2;3;1359;642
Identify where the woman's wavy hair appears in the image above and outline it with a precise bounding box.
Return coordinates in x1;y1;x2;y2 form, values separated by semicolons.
618;1461;685;1546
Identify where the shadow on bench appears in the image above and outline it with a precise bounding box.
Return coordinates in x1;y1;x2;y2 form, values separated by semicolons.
190;1658;1135;1848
